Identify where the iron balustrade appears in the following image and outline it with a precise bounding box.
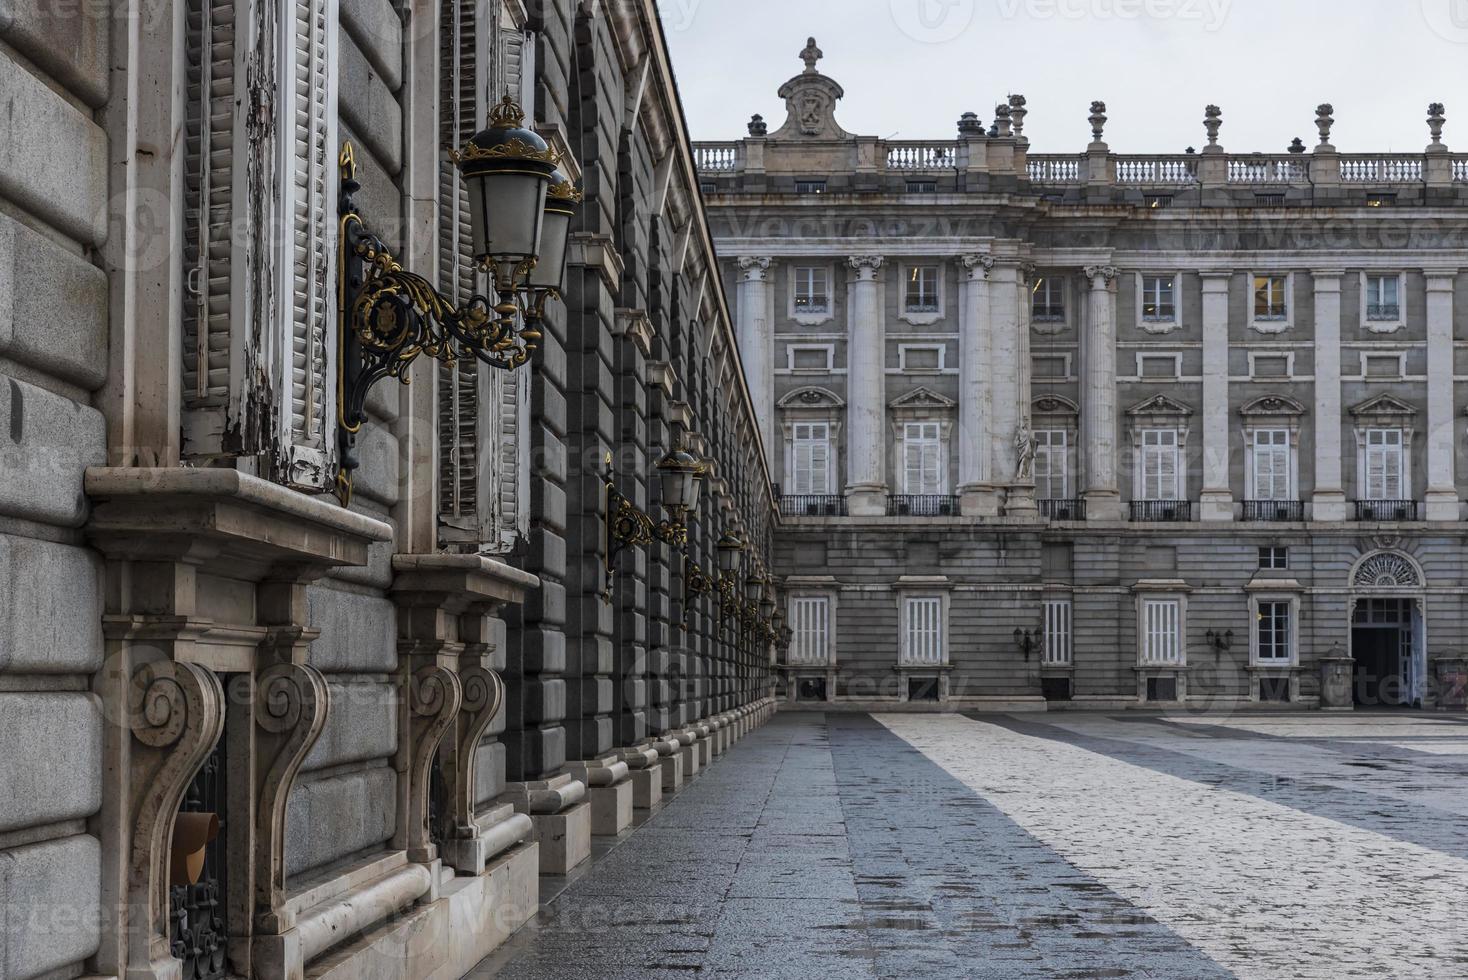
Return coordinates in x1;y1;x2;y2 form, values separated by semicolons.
1366;303;1401;321
1129;500;1193;523
778;494;847;517
1039;498;1087;521
1354;499;1420;521
888;495;960;517
1242;500;1305;522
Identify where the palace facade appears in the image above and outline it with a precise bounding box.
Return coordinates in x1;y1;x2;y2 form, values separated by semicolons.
696;40;1468;712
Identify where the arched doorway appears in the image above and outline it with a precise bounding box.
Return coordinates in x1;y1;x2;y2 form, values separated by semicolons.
1348;551;1427;708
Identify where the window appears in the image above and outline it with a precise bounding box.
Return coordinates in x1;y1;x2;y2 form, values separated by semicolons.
1259;547;1289;570
790;422;831;495
789;597;831;665
1251;354;1291;379
1140;429;1181;500
902;422;944;494
1255;193;1285;207
1364;428;1405;500
1366;193;1396;208
1256;601;1292;663
1032;277;1066;321
1141;275;1176;320
788;346;833;372
1254;275;1288;320
901;597;944;666
1144;194;1173;209
795;179;827;195
1043;599;1073;666
1251;429;1292;501
898;345;944;371
1141;598;1183;665
906;180;937;194
1366;274;1401;321
793;267;829;314
1139;354;1180;379
905;266;940;313
699;181;717;194
1364;354;1402;379
1034;430;1069;500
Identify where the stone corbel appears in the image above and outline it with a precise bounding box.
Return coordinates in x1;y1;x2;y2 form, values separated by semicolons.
447;665;505;840
400;665;463;864
252;661;329;936
126;659;226;980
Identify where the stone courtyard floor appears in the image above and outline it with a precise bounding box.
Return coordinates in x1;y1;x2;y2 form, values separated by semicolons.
469;711;1468;979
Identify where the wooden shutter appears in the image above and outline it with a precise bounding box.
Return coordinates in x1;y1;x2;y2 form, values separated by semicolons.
1044;599;1073;666
792;422;829;495
1142;429;1178;500
1366;429;1403;500
1035;430;1067;499
903;422;942;495
1143;599;1181;665
791;597;829;665
903;597;943;666
1252;430;1290;501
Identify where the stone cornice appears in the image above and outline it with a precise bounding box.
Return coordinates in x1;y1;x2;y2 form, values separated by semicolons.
390;554;540;610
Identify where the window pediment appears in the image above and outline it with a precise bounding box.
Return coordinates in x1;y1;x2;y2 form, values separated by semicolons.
1239;394;1306;419
889;386;956;414
1349;393;1417;420
778;386;845;411
1126;394;1193;419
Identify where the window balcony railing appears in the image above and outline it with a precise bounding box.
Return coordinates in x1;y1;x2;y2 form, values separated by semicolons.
1039;498;1086;521
1032;310;1066;323
1366;303;1401;321
1242;500;1305;522
1354;500;1420;521
778;494;847;517
1130;500;1193;523
888;495;959;517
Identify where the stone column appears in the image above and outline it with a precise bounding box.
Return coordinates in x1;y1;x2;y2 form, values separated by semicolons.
1005;263;1039;517
846;255;887;515
1311;272;1348;521
957;254;998;516
736;257;774;466
1425;269;1460;520
1082;265;1122;520
988;260;1021;511
1199;272;1234;521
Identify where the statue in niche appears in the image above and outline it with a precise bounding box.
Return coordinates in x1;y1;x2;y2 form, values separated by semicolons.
1014;427;1037;482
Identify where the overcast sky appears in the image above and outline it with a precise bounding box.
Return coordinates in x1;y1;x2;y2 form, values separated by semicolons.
661;0;1468;153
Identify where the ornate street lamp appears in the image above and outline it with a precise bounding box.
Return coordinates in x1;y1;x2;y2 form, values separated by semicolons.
603;450;707;600
656;449;704;517
336;97;577;505
1014;627;1038;662
716;530;745;575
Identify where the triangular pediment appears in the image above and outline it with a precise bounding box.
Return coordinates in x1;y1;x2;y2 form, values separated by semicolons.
778;386;845;410
889;386;957;411
1126;394;1193;417
1240;394;1306;417
1349;393;1417;418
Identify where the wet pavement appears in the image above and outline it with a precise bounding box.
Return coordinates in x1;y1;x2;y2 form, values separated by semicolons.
469;711;1468;979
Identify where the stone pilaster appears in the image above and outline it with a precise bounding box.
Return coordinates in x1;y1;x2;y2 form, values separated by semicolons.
1199;272;1234;521
736;257;775;466
846;255;887;515
988;259;1022;510
1082;265;1122;520
1425;269;1460;520
957;254;999;517
1311;272;1349;521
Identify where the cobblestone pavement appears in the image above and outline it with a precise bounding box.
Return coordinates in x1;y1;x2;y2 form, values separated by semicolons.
470;711;1468;979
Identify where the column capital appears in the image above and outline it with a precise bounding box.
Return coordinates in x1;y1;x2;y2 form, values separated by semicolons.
1310;269;1346;287
1424;268;1460;291
958;253;996;280
736;256;772;281
848;255;885;279
1200;270;1233;293
1083;265;1120;286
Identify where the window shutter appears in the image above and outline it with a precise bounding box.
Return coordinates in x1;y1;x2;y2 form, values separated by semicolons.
275;0;338;490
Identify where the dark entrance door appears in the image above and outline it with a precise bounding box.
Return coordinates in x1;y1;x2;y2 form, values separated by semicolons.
1352;598;1412;707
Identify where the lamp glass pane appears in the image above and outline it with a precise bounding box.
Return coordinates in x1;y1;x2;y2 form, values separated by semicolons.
468;173;548;266
529;209;571;290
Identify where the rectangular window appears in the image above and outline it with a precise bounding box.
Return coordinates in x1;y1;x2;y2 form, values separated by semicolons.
906;180;937;194
795;179;827;195
1141;275;1176;320
1254;275;1288;320
789;596;831;665
1140;429;1181;501
1032;277;1066;321
1141;598;1183;665
1364;428;1405;500
1259;546;1289;570
1256;601;1292;663
790;422;831;495
1366;275;1401;320
1144;194;1173;209
901;597;944;666
1044;599;1073;666
793;267;829;313
1366;193;1396;208
903;422;944;495
1252;429;1291;501
1252;355;1291;379
1255;193;1285;207
905;266;940;312
1034;430;1069;500
1364;355;1401;379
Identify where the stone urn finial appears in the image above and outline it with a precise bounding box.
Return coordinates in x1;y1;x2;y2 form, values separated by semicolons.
1009;94;1028;138
1315;103;1335;147
1428;103;1446;144
994;103;1013;138
1203;105;1222;146
1088;100;1108;143
800;36;823;73
1288;137;1306;154
958;111;984;137
748;113;768;137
